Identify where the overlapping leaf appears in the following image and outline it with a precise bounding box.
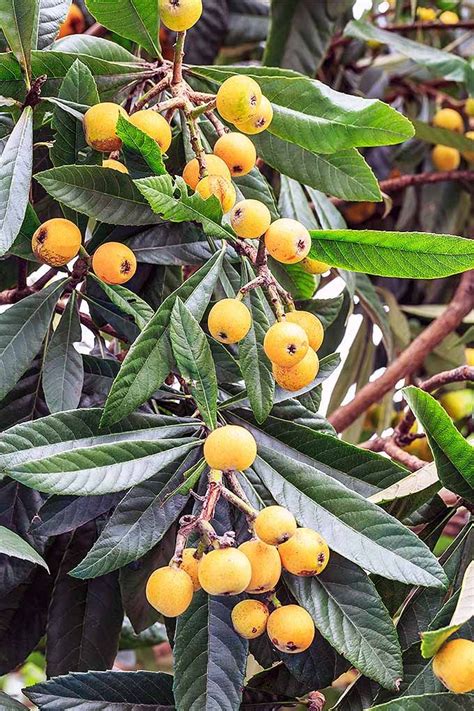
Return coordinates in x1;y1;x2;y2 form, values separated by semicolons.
0;0;37;77
85;0;160;57
36;0;71;49
116;114;166;176
0;525;48;570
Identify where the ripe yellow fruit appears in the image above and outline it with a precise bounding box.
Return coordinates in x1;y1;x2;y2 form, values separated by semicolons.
103;159;129;174
230;199;272;239
265;218;311;264
466;98;474;117
58;3;86;37
207;298;251;344
32;218;82;267
416;6;437;21
263;321;309;367
232;599;269;639
181;548;201;591
128;110;172;152
203;424;257;471
216;75;262;124
238;539;282;594
92;242;137;285
254;506;297;545
267;605;315;654
466;347;474;366
83;103;128;152
158;0;202;31
433;108;464;133
462;130;474;163
198;547;252;595
213;132;256;176
440;389;474;420
285;311;324;352
146;565;194;617
404;436;433;462
432;639;474;693
196;175;236;213
235;96;273;135
272;348;319;392
279;527;330;576
182;154;231;190
301;256;330;274
432;144;460;171
439;10;459;24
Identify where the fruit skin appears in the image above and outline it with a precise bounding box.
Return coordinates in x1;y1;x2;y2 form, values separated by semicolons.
301;256;330;274
254;506;297;546
462;130;474;163
203;424;257;471
58;3;86;37
230;199;272;239
181;548;201;591
92;242;137;285
267;605;315;653
466;348;474;366
343;201;377;225
103;159;129;174
207;298;251;344
404;436;433;462
431;144;460;171
158;0;203;31
272;348;319;392
466;98;474;117
285;310;324;352
146;566;194;617
196;175;236;212
235;96;273;135
416;6;437;21
213;133;256;176
279;527;330;576
439;10;458;23
83;103;128;152
265;218;311;264
216;75;262;124
238;539;282;594
432;638;474;693
263;320;308;367
433;108;464;133
128;110;172;152
32;218;82;267
440;389;474;420
198;547;252;595
182;154;230;190
232;600;269;639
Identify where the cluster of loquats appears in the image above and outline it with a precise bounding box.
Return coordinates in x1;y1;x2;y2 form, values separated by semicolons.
431;105;474;170
146;425;330;654
415;5;460;23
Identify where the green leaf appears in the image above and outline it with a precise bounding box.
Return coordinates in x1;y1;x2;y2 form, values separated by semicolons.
173;590;248;711
0;691;28;710
42;291;84;413
369;462;439;509
253;446;447;588
403;387;473;500
309;229;474;279
0;107;33;256
285;553;403;690
0;279;66;401
36;0;71;50
35;165;160;225
5;437;199;495
355;273;393;358
0;0;37;79
170;298;218;430
0;525;49;570
89;274;153;330
85;0;160;58
413;119;474;152
368;692;474;710
116;113;166;176
102;248;225;426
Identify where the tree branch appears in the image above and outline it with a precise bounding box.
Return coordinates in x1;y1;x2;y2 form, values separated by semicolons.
386;20;474;32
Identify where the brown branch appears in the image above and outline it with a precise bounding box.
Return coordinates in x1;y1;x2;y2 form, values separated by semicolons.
84;22;107;37
133;73;172;112
172;31;186;86
361;436;427;471
386;20;474;32
329;270;474;433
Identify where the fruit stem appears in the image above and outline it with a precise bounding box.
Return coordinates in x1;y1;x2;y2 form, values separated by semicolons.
189;99;217;119
133;72;173;112
268;593;282;608
172;31;186;86
220;486;258;520
183;102;208;178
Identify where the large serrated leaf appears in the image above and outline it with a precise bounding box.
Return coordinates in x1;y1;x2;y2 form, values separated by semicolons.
85;0;160;57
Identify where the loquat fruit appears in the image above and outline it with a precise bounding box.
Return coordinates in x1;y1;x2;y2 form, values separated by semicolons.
272;347;319;392
57;3;86;37
234;96;273;135
466;98;474;117
198;547;252;595
416;6;437;21
301;256;330;275
128;109;172;152
254;506;297;546
265;218;311;264
285;310;324;352
403;436;433;462
267;604;315;654
213;132;256;176
466;348;474;367
431;144;460;171
343;201;377;225
263;320;309;367
238;539;282;594
92;242;137;285
182;154;230;190
439;10;459;24
462;130;474;162
32;218;82;267
83;103;128;153
440;389;474;420
146;565;194;617
103;159;129;174
195;175;236;212
230;199;272;239
216;75;262;124
181;548;201;591
231;599;269;639
279;527;330;576
207;298;251;344
203;424;257;471
159;0;203;31
432;638;474;693
432;108;464;133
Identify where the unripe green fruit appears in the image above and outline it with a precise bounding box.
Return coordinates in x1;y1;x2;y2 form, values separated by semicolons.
254;506;297;546
198;547;252;595
232;599;269;639
238;539;282;594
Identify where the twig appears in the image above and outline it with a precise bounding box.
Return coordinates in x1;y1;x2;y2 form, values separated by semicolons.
17;259;28;291
361;436;426;471
133;73;173;112
386;20;474;32
205;110;228;136
172;31;186;86
84;22;107;37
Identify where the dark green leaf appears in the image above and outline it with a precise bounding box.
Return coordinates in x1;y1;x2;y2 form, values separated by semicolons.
116;113;166;176
413;119;474;152
36;0;71;49
0;0;37;78
89;274;153;330
0;691;28;709
85;0;160;57
0;525;48;570
32;493;122;536
368;693;474;710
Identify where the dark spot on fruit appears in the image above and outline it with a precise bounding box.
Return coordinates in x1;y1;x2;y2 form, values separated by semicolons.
233;164;243;173
256;118;266;128
286;642;299;651
252;627;257;633
298;569;315;576
278;533;290;543
170;0;180;6
234;208;242;218
297;239;307;252
36;228;47;244
121;259;131;274
287;343;297;354
218;331;227;340
317;552;326;564
272;637;279;645
250;94;258;107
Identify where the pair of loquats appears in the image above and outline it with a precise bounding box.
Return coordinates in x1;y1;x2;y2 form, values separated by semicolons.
431;107;474;170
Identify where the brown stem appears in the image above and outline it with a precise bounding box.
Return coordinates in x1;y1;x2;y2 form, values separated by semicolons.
32;267;59;290
133;73;172;112
386;20;474;32
205;111;228;137
361;436;426;471
84;22;107;37
172;31;186;86
17;259;28;291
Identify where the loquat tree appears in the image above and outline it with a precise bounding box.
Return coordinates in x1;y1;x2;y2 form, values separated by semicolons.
0;0;473;709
